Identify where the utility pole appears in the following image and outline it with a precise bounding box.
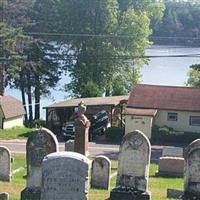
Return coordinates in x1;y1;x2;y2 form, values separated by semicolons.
0;0;5;96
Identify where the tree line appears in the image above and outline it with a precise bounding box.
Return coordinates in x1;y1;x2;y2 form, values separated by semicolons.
152;1;200;46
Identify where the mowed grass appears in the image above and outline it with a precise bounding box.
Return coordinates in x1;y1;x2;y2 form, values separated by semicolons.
0;127;33;140
0;154;183;200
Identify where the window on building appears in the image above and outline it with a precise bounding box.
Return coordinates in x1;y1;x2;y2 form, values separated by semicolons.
190;116;200;126
167;112;177;121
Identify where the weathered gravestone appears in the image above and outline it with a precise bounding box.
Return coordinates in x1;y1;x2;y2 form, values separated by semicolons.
65;140;74;152
110;130;151;200
156;146;184;177
0;146;11;182
0;192;9;200
74;102;90;156
91;156;111;190
41;152;90;200
21;128;58;200
183;139;200;199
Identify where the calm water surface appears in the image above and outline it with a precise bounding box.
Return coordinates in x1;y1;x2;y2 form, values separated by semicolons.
5;45;200;118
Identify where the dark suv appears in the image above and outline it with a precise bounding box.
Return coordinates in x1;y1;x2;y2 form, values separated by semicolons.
89;110;110;138
62;121;75;140
62;110;110;141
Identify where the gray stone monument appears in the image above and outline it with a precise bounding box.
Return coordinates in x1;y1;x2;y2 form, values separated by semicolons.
41;152;90;200
91;156;111;190
21;128;59;200
110;130;151;200
0;192;9;200
65;140;75;152
156;146;184;176
0;146;11;182
183;139;200;199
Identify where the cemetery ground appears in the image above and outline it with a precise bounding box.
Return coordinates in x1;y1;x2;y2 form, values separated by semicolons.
1;153;183;200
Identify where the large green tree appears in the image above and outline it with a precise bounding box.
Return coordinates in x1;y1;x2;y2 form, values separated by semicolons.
2;0;63;124
51;0;164;97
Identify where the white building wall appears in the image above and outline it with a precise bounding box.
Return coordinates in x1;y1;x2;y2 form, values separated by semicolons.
125;115;153;138
154;110;200;133
3;116;24;129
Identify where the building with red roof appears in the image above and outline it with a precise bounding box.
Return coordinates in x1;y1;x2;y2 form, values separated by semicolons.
124;84;200;138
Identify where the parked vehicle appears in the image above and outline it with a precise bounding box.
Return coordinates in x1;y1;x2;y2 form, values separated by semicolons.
62;121;75;140
89;110;110;139
62;110;110;141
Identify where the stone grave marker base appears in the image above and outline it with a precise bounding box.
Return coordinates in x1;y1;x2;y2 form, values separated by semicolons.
21;187;41;200
182;192;200;200
110;188;151;200
0;192;9;200
167;189;183;199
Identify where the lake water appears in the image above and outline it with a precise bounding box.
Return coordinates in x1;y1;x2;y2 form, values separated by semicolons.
5;45;200;119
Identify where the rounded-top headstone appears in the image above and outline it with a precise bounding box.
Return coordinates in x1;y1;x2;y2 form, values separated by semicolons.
0;146;11;182
184;139;200;197
41;151;90;200
91;156;111;190
116;130;151;192
26;127;59;188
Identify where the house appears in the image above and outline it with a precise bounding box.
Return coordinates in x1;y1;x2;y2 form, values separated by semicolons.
0;96;25;129
124;84;200;138
44;95;128;134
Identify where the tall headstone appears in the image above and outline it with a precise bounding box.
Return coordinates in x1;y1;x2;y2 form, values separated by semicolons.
0;193;9;200
65;140;75;152
183;139;200;199
110;130;151;200
74;102;90;156
41;152;89;200
0;146;11;182
21;128;59;200
91;156;111;190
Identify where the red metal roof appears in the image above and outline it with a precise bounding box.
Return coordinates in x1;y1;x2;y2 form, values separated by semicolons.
127;84;200;112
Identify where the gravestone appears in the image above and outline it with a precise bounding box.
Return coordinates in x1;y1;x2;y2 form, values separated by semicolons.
110;130;151;200
65;140;74;152
156;146;184;176
157;157;184;176
21;128;59;200
74;102;90;156
183;139;200;199
41;152;89;200
162;146;183;157
0;146;11;182
0;193;9;200
91;156;111;190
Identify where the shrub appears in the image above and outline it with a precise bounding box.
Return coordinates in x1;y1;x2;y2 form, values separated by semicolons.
32;119;46;128
105;127;124;142
151;125;200;144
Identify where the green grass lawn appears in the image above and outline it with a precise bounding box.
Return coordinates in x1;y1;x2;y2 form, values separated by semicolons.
0;127;33;140
0;154;183;200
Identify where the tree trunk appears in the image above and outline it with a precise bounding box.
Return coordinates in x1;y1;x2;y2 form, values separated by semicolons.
20;85;28;125
34;78;40;120
0;63;5;96
27;74;33;127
